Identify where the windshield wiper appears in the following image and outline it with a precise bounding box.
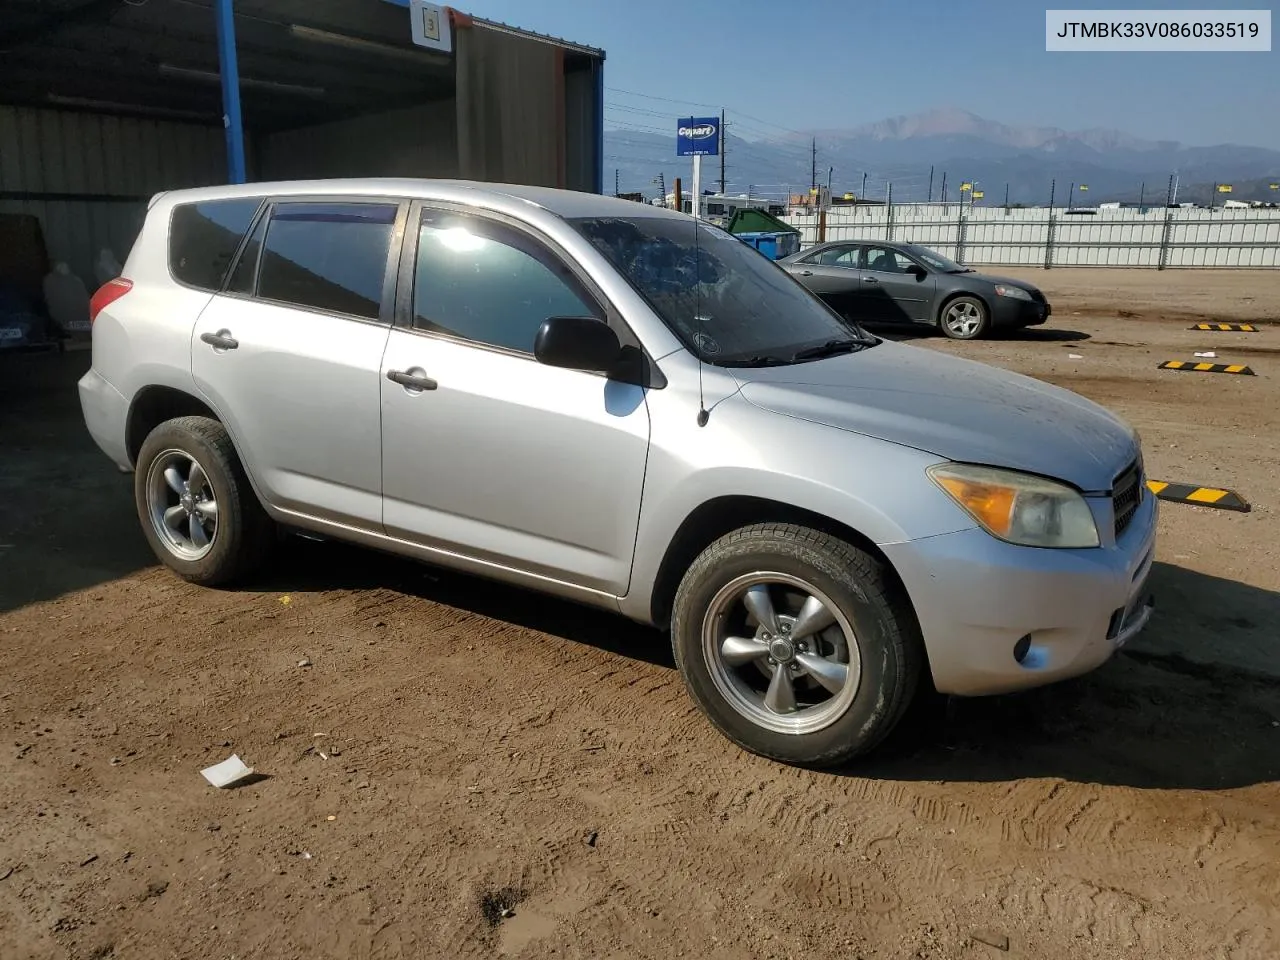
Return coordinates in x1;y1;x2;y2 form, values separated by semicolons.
790;338;872;361
718;355;792;367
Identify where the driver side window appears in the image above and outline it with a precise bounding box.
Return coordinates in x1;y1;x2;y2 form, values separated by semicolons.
864;246;913;274
413;210;603;354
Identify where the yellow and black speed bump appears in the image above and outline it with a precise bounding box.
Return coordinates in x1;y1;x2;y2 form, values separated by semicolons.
1146;480;1251;512
1158;360;1255;375
1190;323;1258;332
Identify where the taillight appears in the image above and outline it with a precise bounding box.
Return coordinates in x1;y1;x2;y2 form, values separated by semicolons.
89;278;133;324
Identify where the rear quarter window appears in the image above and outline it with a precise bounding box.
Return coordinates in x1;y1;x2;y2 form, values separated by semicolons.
168;198;263;291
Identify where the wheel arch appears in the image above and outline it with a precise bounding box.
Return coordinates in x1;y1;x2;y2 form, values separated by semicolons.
934;288;990;327
125;385;273;517
126;385;221;466
647;495;913;630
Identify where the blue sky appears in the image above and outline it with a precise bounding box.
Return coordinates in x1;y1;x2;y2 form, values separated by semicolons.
470;0;1279;148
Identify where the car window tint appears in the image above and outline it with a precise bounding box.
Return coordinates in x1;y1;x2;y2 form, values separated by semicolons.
865;246;910;273
169;198;262;291
225;210;267;295
413;210;601;353
256;202;397;320
816;246;859;267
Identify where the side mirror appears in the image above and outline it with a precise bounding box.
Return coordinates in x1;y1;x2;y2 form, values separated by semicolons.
907;263;927;279
534;316;622;374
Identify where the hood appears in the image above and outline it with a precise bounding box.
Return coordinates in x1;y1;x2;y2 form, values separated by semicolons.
735;340;1137;492
961;271;1042;294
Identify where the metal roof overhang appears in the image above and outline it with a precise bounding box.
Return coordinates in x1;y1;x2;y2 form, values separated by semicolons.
0;0;469;133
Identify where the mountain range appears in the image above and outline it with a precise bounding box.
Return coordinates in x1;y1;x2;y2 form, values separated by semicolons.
605;108;1280;205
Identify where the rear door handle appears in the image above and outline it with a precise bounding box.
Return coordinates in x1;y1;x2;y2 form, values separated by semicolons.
799;269;813;276
200;330;239;350
387;368;438;391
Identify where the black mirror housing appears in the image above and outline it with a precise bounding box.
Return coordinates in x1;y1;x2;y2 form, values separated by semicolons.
534;316;622;374
907;263;927;278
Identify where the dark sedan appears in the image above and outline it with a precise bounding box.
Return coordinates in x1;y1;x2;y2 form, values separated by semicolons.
780;240;1052;340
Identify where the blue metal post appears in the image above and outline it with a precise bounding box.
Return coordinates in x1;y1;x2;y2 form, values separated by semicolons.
593;57;604;194
214;0;247;183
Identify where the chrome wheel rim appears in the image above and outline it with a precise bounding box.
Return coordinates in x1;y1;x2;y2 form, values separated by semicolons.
702;572;862;736
944;301;982;337
145;448;219;561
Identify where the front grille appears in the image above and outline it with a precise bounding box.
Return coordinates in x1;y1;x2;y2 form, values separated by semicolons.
1112;459;1142;538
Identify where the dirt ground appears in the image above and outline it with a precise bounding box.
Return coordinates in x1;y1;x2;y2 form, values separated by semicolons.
2;269;1279;960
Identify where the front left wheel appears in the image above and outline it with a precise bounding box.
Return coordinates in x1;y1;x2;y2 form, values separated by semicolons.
940;295;990;340
134;415;273;585
671;523;924;768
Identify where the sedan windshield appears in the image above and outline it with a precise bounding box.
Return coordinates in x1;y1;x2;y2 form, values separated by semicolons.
903;244;969;273
571;215;874;366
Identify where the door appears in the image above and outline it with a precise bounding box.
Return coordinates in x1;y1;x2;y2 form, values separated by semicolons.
790;243;863;317
858;245;936;322
192;198;404;530
379;205;652;596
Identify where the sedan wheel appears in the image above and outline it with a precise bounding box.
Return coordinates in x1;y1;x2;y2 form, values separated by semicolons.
941;296;990;340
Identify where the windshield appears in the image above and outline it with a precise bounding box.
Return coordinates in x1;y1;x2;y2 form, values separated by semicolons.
903;244;967;273
571;215;872;365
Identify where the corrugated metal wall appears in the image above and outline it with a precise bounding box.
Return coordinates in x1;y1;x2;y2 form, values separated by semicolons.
563;59;600;194
0;106;229;287
786;204;1280;269
455;25;562;188
258;101;459;181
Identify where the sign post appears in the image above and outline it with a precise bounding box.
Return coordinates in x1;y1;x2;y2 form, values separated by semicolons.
676;116;719;218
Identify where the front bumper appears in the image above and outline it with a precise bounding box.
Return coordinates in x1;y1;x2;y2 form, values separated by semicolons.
991;295;1051;328
78;367;132;471
881;488;1157;696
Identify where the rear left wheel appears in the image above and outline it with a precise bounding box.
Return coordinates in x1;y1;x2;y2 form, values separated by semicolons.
135;415;273;585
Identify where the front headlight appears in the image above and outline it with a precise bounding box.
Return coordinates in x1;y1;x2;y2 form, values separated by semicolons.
927;463;1100;548
994;284;1033;301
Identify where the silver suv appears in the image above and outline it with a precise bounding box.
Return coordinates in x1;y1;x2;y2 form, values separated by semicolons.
80;179;1157;767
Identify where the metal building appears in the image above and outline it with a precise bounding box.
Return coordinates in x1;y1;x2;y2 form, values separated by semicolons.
0;0;605;286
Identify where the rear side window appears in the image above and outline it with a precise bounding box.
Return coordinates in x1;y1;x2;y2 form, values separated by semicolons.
256;202;398;321
169;199;263;291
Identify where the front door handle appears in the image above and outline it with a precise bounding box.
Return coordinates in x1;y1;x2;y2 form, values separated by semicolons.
799;269;813;276
387;368;438;392
200;330;239;350
862;276;880;284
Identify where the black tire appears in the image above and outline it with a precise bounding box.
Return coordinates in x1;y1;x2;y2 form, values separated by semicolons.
134;415;273;585
938;295;990;340
670;523;923;768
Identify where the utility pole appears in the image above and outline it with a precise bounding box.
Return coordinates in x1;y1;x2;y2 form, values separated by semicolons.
811;138;818;195
1004;183;1010;209
1049;178;1056;208
861;171;867;200
1171;171;1180;205
1139;181;1145;208
940;171;947;203
615;169;619;196
719;109;726;194
827;166;833;195
1165;173;1174;206
928;165;934;202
